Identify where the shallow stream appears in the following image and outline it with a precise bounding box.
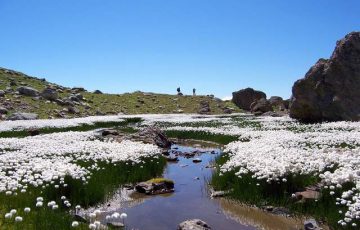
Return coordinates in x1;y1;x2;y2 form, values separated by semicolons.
96;142;304;230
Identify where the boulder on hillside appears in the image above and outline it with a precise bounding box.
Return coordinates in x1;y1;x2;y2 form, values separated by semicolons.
232;88;266;110
198;100;211;114
17;86;39;97
290;32;360;122
250;98;272;115
0;90;5;97
7;113;38;120
41;88;58;101
93;90;103;94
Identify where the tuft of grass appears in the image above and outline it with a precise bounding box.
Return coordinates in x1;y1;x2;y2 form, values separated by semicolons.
147;178;174;184
165;130;238;145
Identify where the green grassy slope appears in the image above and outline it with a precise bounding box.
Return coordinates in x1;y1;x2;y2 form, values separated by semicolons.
0;67;240;119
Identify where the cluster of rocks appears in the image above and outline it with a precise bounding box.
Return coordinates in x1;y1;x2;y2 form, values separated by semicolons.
0;69;97;120
232;87;289;116
135;178;175;195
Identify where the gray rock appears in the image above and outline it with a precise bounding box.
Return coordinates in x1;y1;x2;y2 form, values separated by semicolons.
232;88;266;110
0;107;8;114
304;219;320;230
7;113;38;120
0;90;5;97
211;191;227;198
250;98;272;114
138;126;172;148
290;32;360;122
94;90;103;94
67;106;80;114
135;179;174;195
178;219;211;230
17;86;39;97
41;88;58;101
198;100;211;114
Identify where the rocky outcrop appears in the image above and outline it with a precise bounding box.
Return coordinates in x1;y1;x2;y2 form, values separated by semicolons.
178;219;211;230
232;88;266;110
290;32;360;122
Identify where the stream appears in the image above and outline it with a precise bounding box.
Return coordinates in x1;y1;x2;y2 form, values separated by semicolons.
94;142;304;230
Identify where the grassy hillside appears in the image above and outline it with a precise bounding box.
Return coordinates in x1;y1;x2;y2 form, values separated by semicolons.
0;67;240;119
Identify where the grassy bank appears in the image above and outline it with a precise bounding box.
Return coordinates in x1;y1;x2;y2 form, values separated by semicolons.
211;154;352;229
165;130;238;145
0;156;166;230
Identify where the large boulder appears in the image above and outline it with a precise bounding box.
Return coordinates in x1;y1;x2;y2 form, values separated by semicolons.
268;96;286;111
17;86;39;97
250;98;272;114
232;88;266;110
137;126;172;148
290;32;360;122
7;113;38;120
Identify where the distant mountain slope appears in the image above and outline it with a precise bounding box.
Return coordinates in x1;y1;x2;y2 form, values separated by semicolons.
0;67;240;119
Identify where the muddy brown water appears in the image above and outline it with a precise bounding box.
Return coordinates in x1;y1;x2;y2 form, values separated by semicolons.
96;143;304;230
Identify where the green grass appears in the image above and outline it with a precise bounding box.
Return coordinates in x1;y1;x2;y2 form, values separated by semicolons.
165;130;239;145
0;156;166;230
211;154;355;229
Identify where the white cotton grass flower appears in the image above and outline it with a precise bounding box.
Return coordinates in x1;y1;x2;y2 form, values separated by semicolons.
71;221;79;227
94;221;101;227
111;212;120;219
24;207;31;213
36;201;43;207
88;223;96;229
94;209;101;216
10;209;17;215
15;216;23;222
120;213;127;219
5;213;12;219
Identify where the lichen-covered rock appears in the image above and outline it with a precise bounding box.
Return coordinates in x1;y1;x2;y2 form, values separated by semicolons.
232;87;266;110
290;32;360;122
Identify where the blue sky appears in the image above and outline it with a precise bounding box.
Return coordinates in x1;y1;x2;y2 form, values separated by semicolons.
0;0;359;99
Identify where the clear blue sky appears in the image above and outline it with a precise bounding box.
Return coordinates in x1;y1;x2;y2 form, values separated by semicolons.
0;0;359;99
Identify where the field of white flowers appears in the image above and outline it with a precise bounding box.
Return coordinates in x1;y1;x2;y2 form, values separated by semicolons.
0;113;359;228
